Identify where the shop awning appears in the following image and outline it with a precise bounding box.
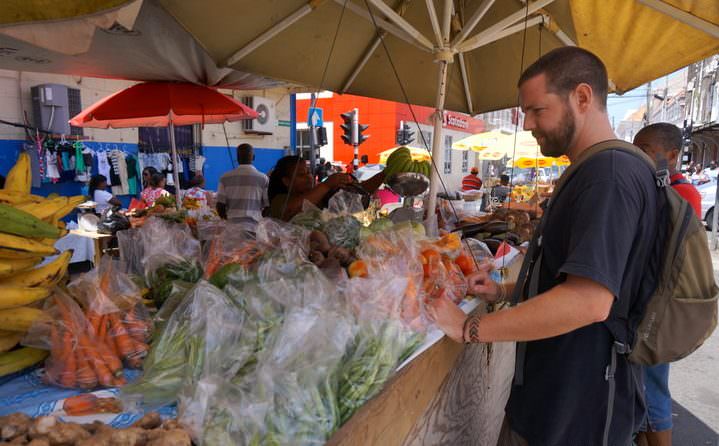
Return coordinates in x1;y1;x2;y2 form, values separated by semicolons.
0;1;717;114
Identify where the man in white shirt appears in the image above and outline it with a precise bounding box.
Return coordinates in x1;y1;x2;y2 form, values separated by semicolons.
216;144;269;225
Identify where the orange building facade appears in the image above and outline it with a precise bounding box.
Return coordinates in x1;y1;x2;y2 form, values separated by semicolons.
295;92;486;165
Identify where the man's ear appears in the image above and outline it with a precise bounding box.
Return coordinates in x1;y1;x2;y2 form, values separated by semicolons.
282;176;290;187
573;83;594;112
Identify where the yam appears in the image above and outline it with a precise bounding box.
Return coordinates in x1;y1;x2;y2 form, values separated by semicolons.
146;429;190;446
0;413;31;440
45;423;89;446
131;413;162;431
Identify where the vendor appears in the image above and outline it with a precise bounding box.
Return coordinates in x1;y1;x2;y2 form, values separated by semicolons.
141;166;159;189
141;172;170;207
267;156;384;221
89;174;121;215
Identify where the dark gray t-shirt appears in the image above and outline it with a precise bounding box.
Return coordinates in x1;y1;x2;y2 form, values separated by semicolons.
506;149;661;446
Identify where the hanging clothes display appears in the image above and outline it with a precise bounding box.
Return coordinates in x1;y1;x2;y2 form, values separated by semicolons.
110;150;130;195
24;144;42;189
126;155;140;196
44;149;60;183
97;150;111;181
73;142;86;173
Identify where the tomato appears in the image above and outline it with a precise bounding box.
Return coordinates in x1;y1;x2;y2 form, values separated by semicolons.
347;260;368;278
454;252;476;276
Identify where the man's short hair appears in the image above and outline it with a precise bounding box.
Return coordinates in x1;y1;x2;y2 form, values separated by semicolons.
500;174;510;184
237;143;254;164
518;47;609;109
635;123;682;153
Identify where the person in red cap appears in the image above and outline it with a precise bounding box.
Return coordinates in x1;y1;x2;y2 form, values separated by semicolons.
461;166;483;191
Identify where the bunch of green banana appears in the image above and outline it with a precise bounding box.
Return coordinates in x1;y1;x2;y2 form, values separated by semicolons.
383;147;433;180
0;154;81;373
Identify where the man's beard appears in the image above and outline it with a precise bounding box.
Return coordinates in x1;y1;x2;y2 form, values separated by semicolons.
534;107;575;158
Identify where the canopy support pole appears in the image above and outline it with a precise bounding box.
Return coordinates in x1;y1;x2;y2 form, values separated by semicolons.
426;0;453;221
225;1;321;66
341;0;413;93
366;0;435;49
637;0;719;39
458;53;474;115
168;122;182;209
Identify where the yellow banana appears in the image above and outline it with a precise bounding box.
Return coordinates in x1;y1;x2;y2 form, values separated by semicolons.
51;195;86;221
0;248;45;260
0;190;44;205
0;307;48;332
0;257;43;278
16;197;70;221
5;152;31;194
0;347;48;377
0;331;23;353
0;286;51;310
0;251;71;288
0;232;57;256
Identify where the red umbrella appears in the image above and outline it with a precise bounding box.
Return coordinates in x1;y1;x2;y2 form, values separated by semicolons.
70;82;258;207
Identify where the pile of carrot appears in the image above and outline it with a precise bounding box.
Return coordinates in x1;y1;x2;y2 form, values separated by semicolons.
44;296;150;390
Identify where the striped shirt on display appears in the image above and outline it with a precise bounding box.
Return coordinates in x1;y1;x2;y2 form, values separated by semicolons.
216;165;269;222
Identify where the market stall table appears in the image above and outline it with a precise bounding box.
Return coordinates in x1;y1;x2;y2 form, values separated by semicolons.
68;229;114;267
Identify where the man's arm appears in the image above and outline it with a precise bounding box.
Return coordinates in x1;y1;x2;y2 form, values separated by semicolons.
431;274;613;343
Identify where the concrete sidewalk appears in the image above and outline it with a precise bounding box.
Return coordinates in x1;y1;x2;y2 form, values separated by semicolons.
667;242;719;445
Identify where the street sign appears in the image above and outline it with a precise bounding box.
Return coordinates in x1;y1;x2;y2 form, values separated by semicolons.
278;119;291;127
308;107;323;127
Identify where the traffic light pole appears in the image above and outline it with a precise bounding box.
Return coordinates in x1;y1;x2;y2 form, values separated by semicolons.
351;108;359;170
308;93;318;178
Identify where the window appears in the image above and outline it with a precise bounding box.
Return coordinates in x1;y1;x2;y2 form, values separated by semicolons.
67;88;83;136
138;125;198;152
296;128;312;159
444;135;453;174
462;151;469;173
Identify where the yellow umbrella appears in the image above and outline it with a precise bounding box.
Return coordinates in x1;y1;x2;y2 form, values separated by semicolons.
378;146;431;165
509;155;571;168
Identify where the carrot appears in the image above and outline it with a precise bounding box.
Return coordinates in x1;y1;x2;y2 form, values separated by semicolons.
63;394;98;416
94;336;123;377
87;311;101;336
75;352;98;389
113;375;127;387
58;329;77;388
76;334;114;387
108;313;135;360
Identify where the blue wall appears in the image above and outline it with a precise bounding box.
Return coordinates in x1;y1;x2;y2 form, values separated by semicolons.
203;145;286;190
1;139;286;198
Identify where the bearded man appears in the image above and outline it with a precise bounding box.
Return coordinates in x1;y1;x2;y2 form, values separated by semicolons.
429;46;661;446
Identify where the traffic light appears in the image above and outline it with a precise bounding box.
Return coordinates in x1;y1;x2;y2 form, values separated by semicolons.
340;110;355;145
357;123;370;145
316;126;328;146
396;121;414;145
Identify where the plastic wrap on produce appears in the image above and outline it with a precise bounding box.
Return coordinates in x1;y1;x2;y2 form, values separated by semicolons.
139;217;201;277
23;289;129;389
69;256;143;315
121;281;246;409
203;224;266;279
117;228;144;276
327;189;364;216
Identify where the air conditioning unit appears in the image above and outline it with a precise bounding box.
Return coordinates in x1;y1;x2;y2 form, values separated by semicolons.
241;96;274;135
31;84;83;136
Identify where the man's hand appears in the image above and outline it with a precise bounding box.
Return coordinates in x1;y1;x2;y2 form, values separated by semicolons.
466;263;502;302
425;290;467;343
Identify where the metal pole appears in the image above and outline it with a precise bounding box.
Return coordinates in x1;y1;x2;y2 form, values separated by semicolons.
290;93;297;154
352;107;359;169
308;93;318;177
645;81;652;126
711;174;719;248
168;122;182;209
426;60;449;219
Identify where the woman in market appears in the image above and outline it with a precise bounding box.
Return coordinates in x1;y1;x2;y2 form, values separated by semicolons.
141;172;170;207
141;166;159;189
88;174;121;216
183;174;211;208
267;155;385;221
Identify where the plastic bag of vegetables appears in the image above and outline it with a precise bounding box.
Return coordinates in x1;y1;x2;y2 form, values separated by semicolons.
121;281;246;409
